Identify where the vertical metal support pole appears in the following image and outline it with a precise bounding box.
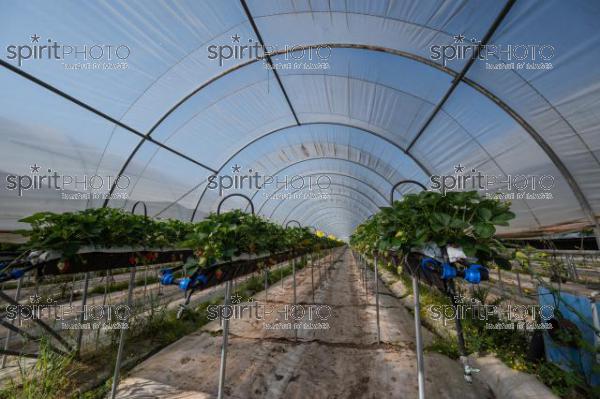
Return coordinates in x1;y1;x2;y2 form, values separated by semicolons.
318;252;322;282
217;279;233;399
374;256;381;344
516;272;523;296
293;258;298;342
96;270;110;349
498;268;504;294
412;275;425;399
363;257;368;299
69;273;77;306
1;277;22;368
110;268;137;399
76;272;90;355
310;255;315;303
363;256;368;299
264;269;268;303
570;255;579;280
143;265;148;298
156;268;162;297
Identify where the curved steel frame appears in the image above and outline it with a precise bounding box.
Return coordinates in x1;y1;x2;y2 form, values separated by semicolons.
159;155;396;220
390;180;428;203
130;200;148;217
284;220;301;229
281;197;375;226
246;156;407;215
216;193;255;215
267;183;382;220
256;171;390;216
306;212;365;229
3;22;597;239
190;121;432;220
291;206;371;229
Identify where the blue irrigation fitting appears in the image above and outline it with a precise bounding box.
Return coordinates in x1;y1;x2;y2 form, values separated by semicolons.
179;277;192;291
440;262;457;280
195;274;208;285
160;273;175;285
420;257;439;272
10;269;25;280
161;268;174;275
463;264;486;284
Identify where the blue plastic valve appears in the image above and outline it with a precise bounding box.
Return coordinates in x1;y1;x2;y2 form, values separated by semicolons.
160;273;175;285
179;277;192;291
463;264;485;284
440;263;457;279
10;269;25;280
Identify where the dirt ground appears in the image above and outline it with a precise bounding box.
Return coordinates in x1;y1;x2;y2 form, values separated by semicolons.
113;248;493;398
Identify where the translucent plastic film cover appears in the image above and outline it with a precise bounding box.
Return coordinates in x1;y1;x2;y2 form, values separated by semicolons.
0;1;599;398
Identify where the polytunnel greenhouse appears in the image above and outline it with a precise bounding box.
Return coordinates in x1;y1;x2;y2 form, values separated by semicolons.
0;0;599;398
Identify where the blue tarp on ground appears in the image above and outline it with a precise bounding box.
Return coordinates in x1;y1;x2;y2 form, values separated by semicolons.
539;286;599;387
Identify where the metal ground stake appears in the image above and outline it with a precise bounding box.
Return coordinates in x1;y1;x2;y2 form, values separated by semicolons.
292;257;297;342
264;269;268;303
412;275;425;399
374;256;381;344
310;255;315;303
75;272;90;355
1;277;22;368
110;268;136;399
217;279;233;399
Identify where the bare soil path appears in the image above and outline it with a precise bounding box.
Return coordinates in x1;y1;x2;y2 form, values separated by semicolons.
113;248;493;398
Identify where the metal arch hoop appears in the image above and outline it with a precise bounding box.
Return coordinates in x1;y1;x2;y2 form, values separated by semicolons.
260;171;390;217
285;220;301;229
302;208;368;229
6;40;597;240
390;180;428;203
216;193;255;215
283;202;373;227
268;183;383;220
247;157;405;214
178;43;600;243
191;123;432;221
282;196;375;226
130;200;148;217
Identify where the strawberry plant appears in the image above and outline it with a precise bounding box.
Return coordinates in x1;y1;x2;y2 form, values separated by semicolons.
181;210;337;268
351;190;515;266
18;208;340;272
18;208;193;260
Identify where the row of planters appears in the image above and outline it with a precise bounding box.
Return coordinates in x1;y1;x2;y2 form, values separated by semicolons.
349;190;597;398
0;256;321;399
2;208;341;281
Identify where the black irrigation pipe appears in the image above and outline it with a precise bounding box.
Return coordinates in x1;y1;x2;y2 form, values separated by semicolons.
0;348;40;359
9;249;195;277
0;307;71;355
7;245;318;294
